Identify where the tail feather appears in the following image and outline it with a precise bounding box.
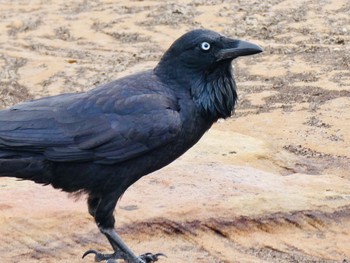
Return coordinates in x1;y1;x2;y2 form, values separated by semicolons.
0;158;52;185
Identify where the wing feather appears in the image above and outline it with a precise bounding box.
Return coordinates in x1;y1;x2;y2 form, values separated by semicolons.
0;81;181;164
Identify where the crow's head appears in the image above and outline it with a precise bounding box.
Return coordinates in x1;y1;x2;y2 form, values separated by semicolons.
155;29;262;120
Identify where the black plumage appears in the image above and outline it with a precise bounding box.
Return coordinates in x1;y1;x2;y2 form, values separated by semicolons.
0;29;262;263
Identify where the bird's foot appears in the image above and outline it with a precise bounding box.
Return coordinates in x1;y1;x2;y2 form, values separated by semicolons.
83;249;166;263
82;249;123;262
139;252;167;263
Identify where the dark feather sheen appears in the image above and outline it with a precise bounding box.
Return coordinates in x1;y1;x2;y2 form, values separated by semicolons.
191;61;237;120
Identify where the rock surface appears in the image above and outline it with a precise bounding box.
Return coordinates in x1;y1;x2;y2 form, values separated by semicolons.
0;0;349;262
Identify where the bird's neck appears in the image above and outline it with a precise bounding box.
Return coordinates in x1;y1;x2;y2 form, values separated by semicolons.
154;61;237;120
190;63;237;120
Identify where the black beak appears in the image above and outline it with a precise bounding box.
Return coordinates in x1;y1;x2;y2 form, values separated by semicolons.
216;38;263;61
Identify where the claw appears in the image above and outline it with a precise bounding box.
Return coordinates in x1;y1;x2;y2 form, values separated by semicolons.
139;253;167;263
82;249;118;262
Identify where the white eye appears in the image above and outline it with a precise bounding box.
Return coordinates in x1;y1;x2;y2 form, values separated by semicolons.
200;42;211;51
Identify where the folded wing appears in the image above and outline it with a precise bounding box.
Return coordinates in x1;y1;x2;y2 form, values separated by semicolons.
0;88;181;165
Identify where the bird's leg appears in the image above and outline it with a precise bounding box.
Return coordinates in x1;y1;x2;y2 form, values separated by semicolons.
84;195;125;261
100;227;166;263
83;194;165;263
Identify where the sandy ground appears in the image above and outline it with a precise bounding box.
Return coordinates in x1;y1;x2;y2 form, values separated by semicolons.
0;0;350;262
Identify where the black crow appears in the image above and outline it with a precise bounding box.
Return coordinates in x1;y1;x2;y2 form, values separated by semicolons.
0;29;262;263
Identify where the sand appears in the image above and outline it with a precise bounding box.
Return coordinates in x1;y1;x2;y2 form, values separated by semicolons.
0;0;349;262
